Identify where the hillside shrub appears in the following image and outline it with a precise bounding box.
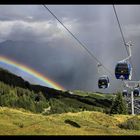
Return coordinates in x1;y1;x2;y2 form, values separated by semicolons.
64;119;81;128
119;116;140;130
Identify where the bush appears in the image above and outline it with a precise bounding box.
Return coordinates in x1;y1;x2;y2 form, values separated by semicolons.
13;122;24;128
119;116;140;130
64;119;81;128
103;108;110;114
18;123;24;128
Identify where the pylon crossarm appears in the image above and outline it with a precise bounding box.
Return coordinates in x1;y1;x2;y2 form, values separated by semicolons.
124;81;139;89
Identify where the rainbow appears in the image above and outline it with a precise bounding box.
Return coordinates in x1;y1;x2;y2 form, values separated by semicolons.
0;55;65;91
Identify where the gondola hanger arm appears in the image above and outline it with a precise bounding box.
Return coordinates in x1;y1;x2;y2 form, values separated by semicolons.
121;41;133;62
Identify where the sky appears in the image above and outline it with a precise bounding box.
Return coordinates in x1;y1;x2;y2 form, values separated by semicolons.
0;5;140;93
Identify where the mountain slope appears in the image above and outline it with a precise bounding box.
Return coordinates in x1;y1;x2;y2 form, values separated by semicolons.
0;67;63;93
0;67;113;114
0;107;139;135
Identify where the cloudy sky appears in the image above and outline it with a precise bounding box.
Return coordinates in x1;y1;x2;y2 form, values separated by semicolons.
0;5;140;93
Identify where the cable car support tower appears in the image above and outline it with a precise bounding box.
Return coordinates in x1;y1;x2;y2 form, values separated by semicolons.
122;41;136;115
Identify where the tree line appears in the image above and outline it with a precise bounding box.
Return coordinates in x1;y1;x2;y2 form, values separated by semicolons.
0;81;49;113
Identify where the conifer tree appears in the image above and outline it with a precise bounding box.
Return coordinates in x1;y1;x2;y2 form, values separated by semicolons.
110;92;128;114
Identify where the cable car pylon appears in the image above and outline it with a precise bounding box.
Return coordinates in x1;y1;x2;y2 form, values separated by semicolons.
123;81;140;115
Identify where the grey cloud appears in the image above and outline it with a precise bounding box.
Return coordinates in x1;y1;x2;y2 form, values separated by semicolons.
0;5;140;93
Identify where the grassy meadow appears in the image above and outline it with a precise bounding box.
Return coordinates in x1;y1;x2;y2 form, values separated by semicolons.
0;107;140;135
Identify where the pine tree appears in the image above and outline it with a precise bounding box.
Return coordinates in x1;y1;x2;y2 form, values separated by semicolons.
110;92;128;114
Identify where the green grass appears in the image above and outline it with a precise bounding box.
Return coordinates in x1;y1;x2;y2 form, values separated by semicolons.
72;90;114;99
0;107;140;135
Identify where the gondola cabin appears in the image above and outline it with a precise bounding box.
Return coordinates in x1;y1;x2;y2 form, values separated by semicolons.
133;88;139;97
115;61;132;80
122;90;128;97
98;76;110;89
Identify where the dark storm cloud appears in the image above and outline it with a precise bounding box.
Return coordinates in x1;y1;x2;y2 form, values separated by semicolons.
0;5;140;92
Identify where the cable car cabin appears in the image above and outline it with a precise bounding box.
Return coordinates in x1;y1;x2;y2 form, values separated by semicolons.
122;90;128;97
133;88;139;97
115;62;132;80
98;76;109;89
